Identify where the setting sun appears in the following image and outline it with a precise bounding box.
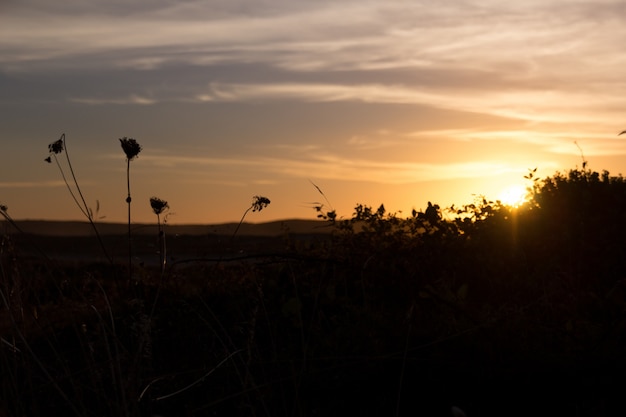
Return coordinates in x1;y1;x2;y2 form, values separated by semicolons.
2;1;626;225
498;184;528;207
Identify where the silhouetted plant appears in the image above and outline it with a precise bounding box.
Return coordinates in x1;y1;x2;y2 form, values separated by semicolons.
149;196;169;273
0;204;15;230
309;180;337;223
421;201;441;224
44;133;113;264
120;136;142;284
231;195;271;240
574;141;588;169
526;167;626;286
251;195;271;212
120;136;142;161
0;204;48;258
150;196;168;216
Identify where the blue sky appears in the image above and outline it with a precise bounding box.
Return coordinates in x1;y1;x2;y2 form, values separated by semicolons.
1;0;626;224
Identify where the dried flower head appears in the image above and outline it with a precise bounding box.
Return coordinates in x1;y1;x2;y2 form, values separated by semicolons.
149;197;169;215
251;195;271;212
119;137;142;160
0;203;7;212
48;137;64;154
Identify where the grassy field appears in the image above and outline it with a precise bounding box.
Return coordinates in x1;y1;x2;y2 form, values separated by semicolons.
3;168;626;416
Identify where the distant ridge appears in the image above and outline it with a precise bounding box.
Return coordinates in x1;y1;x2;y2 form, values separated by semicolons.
1;219;334;237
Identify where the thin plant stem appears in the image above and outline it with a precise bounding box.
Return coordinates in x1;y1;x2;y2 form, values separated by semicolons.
156;213;162;270
217;196;269;265
149;197;168;274
231;196;270;242
53;154;89;219
126;158;132;285
119;136;141;286
49;134;114;265
151;349;243;402
232;206;252;242
156;213;166;274
62;134;93;219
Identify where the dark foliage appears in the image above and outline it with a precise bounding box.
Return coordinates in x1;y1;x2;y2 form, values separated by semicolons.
2;168;626;416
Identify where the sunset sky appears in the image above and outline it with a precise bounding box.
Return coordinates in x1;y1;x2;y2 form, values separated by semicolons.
1;0;626;225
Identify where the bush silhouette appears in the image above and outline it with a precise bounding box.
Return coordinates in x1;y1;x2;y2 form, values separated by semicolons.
3;166;626;416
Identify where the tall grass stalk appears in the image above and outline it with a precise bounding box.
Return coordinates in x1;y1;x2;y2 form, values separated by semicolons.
45;133;113;265
309;180;337;223
119;137;142;286
145;348;243;402
149;197;169;275
146;197;169;345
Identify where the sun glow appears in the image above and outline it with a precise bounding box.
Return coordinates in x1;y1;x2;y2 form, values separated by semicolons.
497;184;528;207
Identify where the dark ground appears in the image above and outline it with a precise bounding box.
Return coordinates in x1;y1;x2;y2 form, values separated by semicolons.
2;220;626;416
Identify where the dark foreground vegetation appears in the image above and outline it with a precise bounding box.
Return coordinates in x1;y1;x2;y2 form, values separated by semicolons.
2;168;626;417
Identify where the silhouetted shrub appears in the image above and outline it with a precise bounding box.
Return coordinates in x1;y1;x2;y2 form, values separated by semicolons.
4;167;626;416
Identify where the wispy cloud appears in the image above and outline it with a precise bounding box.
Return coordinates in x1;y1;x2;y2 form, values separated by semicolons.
123;150;535;185
53;78;626;127
2;0;625;125
191;81;626;125
270;154;532;184
451;129;626;156
4;1;625;79
70;95;156;105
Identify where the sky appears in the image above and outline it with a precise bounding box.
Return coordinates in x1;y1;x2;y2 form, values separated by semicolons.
1;0;626;225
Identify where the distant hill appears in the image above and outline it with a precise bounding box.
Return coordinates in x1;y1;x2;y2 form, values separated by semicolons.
1;219;334;237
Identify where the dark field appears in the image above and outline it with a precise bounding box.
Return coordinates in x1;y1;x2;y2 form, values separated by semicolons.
10;230;325;265
3;170;626;417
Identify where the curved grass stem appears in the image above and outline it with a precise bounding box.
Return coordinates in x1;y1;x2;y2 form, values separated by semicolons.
48;133;113;265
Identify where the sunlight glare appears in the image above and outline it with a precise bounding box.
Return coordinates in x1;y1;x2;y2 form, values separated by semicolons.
498;184;527;207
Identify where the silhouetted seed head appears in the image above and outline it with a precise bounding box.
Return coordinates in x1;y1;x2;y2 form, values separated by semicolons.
119;137;142;160
48;138;64;154
0;204;7;212
251;196;271;212
44;156;52;163
150;197;169;215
